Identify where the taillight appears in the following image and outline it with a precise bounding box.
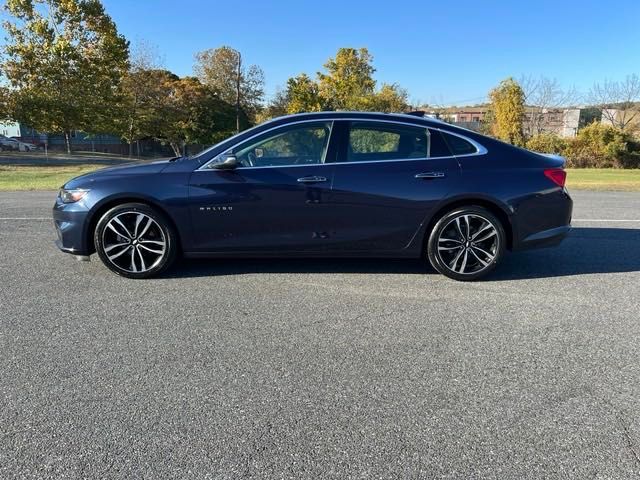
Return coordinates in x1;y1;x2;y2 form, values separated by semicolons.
544;168;566;187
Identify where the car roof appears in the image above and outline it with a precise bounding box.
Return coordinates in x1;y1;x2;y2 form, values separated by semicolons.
264;111;450;128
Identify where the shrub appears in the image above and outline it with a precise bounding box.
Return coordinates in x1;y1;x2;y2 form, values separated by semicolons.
618;152;640;168
563;123;630;167
524;124;640;168
526;133;567;155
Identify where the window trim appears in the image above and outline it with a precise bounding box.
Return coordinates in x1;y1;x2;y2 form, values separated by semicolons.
197;118;486;171
200;121;334;171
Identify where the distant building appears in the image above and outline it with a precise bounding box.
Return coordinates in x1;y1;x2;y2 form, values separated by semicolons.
524;107;601;137
440;107;486;124
600;108;640;132
424;106;600;137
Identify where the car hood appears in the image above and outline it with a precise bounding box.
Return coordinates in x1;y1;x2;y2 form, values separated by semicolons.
64;159;172;188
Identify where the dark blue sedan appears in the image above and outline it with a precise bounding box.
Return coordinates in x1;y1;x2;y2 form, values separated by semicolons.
53;112;572;280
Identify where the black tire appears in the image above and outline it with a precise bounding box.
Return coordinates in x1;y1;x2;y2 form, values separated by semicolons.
427;206;505;281
94;203;177;279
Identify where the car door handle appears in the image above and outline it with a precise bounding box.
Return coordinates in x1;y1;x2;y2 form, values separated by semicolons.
415;172;446;179
297;176;327;183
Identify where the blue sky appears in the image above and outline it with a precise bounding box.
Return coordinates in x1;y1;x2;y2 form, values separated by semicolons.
17;1;640;105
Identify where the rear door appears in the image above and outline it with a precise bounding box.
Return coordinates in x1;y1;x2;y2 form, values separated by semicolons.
328;120;462;252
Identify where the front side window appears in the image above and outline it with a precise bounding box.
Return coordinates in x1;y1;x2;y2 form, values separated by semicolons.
347;122;429;162
231;122;332;168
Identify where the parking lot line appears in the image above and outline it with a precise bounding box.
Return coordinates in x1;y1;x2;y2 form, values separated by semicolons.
572;219;640;222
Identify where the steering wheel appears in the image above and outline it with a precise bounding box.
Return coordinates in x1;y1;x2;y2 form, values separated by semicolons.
246;151;256;167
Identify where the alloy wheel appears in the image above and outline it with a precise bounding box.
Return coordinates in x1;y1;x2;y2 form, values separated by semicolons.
436;213;499;276
102;211;167;274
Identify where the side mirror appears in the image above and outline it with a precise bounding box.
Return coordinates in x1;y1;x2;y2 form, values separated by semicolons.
212;155;238;170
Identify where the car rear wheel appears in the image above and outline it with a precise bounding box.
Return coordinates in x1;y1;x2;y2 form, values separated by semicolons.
427;206;505;281
94;203;177;279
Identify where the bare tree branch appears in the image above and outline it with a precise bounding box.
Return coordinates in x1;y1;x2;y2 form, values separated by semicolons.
589;74;640;130
520;75;577;137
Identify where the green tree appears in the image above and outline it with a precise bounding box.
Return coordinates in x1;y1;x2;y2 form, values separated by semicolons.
194;46;264;132
1;0;129;153
151;75;237;156
369;83;409;113
255;88;290;123
286;73;323;113
115;41;168;156
488;77;525;146
281;48;409;114
117;68;179;154
317;47;376;110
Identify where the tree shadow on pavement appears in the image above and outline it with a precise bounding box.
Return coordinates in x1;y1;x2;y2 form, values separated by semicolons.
164;227;640;280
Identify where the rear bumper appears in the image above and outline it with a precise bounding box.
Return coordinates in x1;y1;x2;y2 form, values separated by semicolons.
517;224;571;250
511;188;573;251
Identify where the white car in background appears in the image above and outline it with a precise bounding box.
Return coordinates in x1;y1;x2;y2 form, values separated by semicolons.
0;135;39;151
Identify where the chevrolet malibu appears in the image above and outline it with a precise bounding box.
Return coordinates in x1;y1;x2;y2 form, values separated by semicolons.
53;111;572;280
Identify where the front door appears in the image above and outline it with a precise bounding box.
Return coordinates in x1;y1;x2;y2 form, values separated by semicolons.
188;121;337;253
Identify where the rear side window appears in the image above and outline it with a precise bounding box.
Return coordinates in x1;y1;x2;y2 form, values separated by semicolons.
427;129;452;157
440;130;478;156
348;122;428;162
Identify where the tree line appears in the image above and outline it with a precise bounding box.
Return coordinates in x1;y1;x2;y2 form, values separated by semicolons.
0;0;638;163
0;1;408;155
0;0;261;155
486;76;640;167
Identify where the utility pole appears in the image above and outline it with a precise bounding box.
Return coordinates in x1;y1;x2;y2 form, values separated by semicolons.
236;52;241;134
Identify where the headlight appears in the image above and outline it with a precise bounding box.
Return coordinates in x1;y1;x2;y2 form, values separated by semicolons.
59;188;89;203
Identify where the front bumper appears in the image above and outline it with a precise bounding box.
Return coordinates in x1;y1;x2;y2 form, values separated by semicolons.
53;199;91;255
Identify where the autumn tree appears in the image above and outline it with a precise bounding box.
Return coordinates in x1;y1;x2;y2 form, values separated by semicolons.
317;48;376;110
255;89;289;123
286;73;323;113
167;77;237;154
116;68;178;154
1;0;129;153
369;83;409;113
279;47;409;115
194;46;264;132
147;75;236;156
488;77;525;146
115;40;167;156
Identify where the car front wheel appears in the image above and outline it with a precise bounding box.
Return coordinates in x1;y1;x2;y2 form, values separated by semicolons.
427;206;505;281
94;203;177;279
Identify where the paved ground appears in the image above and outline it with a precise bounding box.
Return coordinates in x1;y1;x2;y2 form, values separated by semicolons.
1;190;640;479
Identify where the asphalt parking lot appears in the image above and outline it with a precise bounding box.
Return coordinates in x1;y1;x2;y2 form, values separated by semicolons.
1;190;640;479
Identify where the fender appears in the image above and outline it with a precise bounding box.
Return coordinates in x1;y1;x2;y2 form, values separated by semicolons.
404;193;515;254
